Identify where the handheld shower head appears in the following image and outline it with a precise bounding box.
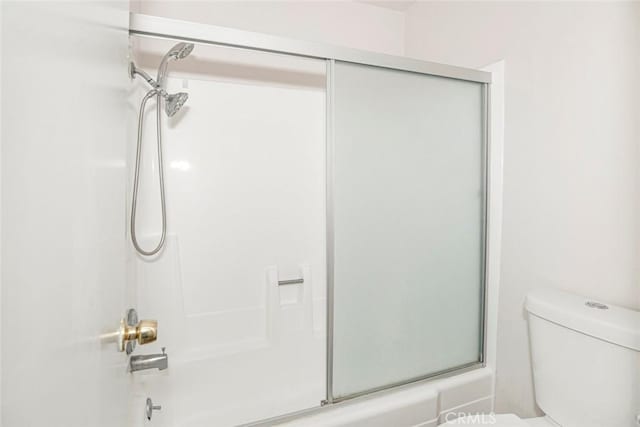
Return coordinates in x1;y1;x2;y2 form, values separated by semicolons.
157;42;195;88
171;42;194;60
164;92;189;117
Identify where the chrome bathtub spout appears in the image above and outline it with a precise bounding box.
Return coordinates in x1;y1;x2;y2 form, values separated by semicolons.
130;347;168;372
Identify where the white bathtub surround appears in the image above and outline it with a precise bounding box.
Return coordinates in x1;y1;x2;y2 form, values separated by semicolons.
129;39;327;426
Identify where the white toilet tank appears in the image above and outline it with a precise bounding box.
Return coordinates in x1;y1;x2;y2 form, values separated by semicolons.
525;289;640;427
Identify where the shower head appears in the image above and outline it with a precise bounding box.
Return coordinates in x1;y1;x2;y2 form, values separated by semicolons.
157;42;195;88
164;92;189;117
170;42;194;60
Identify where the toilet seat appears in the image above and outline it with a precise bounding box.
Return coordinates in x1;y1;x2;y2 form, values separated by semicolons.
439;414;556;426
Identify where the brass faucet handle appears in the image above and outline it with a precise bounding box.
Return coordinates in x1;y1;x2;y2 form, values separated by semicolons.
136;319;158;345
117;317;158;352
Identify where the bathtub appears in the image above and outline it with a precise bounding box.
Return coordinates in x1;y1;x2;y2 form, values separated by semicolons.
270;368;494;427
132;365;493;427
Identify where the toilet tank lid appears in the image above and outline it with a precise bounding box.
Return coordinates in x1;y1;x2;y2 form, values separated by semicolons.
525;289;640;351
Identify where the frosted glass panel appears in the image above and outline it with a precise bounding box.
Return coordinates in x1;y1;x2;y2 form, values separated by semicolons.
332;61;485;399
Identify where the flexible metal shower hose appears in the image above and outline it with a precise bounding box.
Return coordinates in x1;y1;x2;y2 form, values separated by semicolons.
130;89;167;256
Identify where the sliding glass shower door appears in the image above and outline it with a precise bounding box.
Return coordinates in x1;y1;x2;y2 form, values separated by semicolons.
130;16;490;422
329;61;487;400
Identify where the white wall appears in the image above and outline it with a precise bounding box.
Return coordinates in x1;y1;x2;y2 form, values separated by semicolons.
130;0;406;55
404;1;640;417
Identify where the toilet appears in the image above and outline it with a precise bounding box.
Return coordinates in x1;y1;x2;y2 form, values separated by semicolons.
441;288;640;427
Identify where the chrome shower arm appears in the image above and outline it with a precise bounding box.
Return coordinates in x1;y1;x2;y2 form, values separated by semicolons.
130;62;174;101
130;62;160;90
